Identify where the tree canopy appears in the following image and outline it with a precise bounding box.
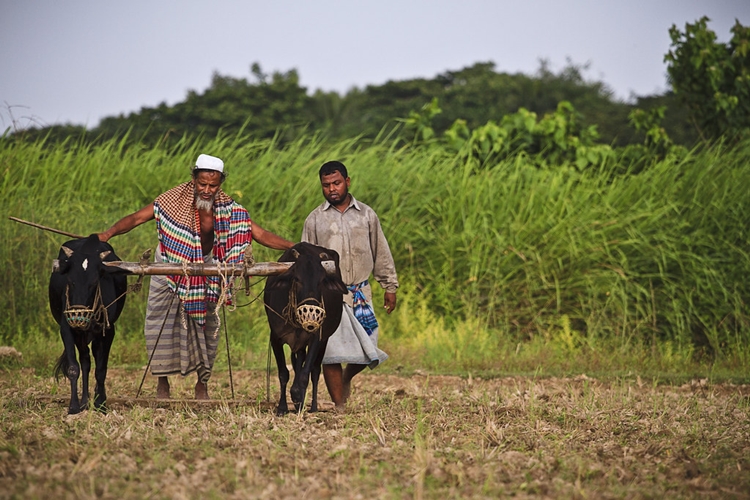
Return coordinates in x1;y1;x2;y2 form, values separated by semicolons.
666;16;750;143
16;18;750;150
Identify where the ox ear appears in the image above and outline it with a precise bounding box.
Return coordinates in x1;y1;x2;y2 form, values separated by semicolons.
291;248;300;260
55;259;71;274
323;275;349;295
61;245;74;258
99;250;112;261
266;270;294;289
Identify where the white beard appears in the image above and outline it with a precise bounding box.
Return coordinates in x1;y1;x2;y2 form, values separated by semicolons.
195;194;215;212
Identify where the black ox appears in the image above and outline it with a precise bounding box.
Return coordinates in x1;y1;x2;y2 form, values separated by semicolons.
49;234;128;414
264;242;347;415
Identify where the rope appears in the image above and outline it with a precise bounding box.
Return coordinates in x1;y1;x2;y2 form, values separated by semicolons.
226;278;267;308
282;285;298;326
238;277;288;322
101;278;144;314
212;262;228;339
212;259;244;337
215;260;231;311
64;283;108;332
91;284;109;329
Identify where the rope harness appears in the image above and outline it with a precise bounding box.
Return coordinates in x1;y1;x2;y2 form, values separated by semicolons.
282;282;327;335
208;259;245;337
63;283;106;330
62;277;144;332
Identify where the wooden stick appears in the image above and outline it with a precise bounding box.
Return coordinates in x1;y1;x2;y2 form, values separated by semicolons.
100;260;294;276
52;259;337;277
8;217;85;239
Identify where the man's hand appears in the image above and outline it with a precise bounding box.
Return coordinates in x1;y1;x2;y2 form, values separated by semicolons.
384;292;397;314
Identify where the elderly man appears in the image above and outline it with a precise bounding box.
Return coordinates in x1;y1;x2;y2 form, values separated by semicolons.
301;160;398;411
99;154;293;399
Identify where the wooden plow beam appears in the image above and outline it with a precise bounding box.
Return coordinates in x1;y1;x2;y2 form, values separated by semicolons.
52;258;337;276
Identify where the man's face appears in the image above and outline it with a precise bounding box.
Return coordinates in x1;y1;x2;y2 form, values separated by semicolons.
194;170;222;211
321;171;350;207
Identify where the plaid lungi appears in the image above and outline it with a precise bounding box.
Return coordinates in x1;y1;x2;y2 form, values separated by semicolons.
144;248;220;383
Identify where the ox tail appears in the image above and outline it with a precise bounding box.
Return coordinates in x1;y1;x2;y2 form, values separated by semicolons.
54;352;69;382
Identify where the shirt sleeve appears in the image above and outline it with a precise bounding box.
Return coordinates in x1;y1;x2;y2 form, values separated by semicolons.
301;212;316;244
369;210;399;293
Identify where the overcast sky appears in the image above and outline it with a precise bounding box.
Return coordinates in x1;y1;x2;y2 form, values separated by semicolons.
2;0;748;130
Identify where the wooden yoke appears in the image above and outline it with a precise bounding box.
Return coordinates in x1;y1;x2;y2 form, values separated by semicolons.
51;255;337;277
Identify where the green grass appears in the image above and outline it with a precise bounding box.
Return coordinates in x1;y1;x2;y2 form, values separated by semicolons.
1;132;749;379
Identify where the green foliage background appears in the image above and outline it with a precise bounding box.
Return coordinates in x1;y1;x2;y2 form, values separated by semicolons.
666;17;750;142
2;18;749;379
1;131;749;377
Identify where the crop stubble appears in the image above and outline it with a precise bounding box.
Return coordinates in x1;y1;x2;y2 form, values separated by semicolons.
1;369;749;498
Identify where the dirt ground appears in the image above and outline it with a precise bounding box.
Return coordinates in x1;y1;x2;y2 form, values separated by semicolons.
1;368;749;499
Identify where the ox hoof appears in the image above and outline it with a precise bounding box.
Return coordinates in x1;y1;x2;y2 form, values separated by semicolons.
94;393;107;410
275;407;289;417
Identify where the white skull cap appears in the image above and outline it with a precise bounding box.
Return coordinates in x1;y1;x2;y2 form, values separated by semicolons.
194;154;224;173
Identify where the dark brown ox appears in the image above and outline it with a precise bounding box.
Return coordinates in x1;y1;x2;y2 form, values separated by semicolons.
264;242;347;415
49;235;128;414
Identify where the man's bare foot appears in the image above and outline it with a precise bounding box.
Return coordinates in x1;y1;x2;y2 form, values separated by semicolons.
156;377;170;399
333;403;347;414
195;380;209;400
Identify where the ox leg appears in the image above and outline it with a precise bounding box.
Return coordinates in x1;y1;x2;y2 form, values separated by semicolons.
289;349;310;413
77;336;92;410
309;361;321;412
270;335;290;416
92;327;114;412
60;326;83;414
309;339;328;413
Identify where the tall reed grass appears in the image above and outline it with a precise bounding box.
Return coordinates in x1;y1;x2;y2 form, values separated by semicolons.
1;132;748;375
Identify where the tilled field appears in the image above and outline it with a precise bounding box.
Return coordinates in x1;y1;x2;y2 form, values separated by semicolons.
1;368;749;499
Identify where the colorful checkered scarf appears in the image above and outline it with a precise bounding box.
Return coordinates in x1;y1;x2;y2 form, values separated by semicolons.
153;181;251;328
348;280;378;336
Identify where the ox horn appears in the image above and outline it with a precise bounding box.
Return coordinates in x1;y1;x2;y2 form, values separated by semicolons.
61;245;74;258
99;250;111;260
